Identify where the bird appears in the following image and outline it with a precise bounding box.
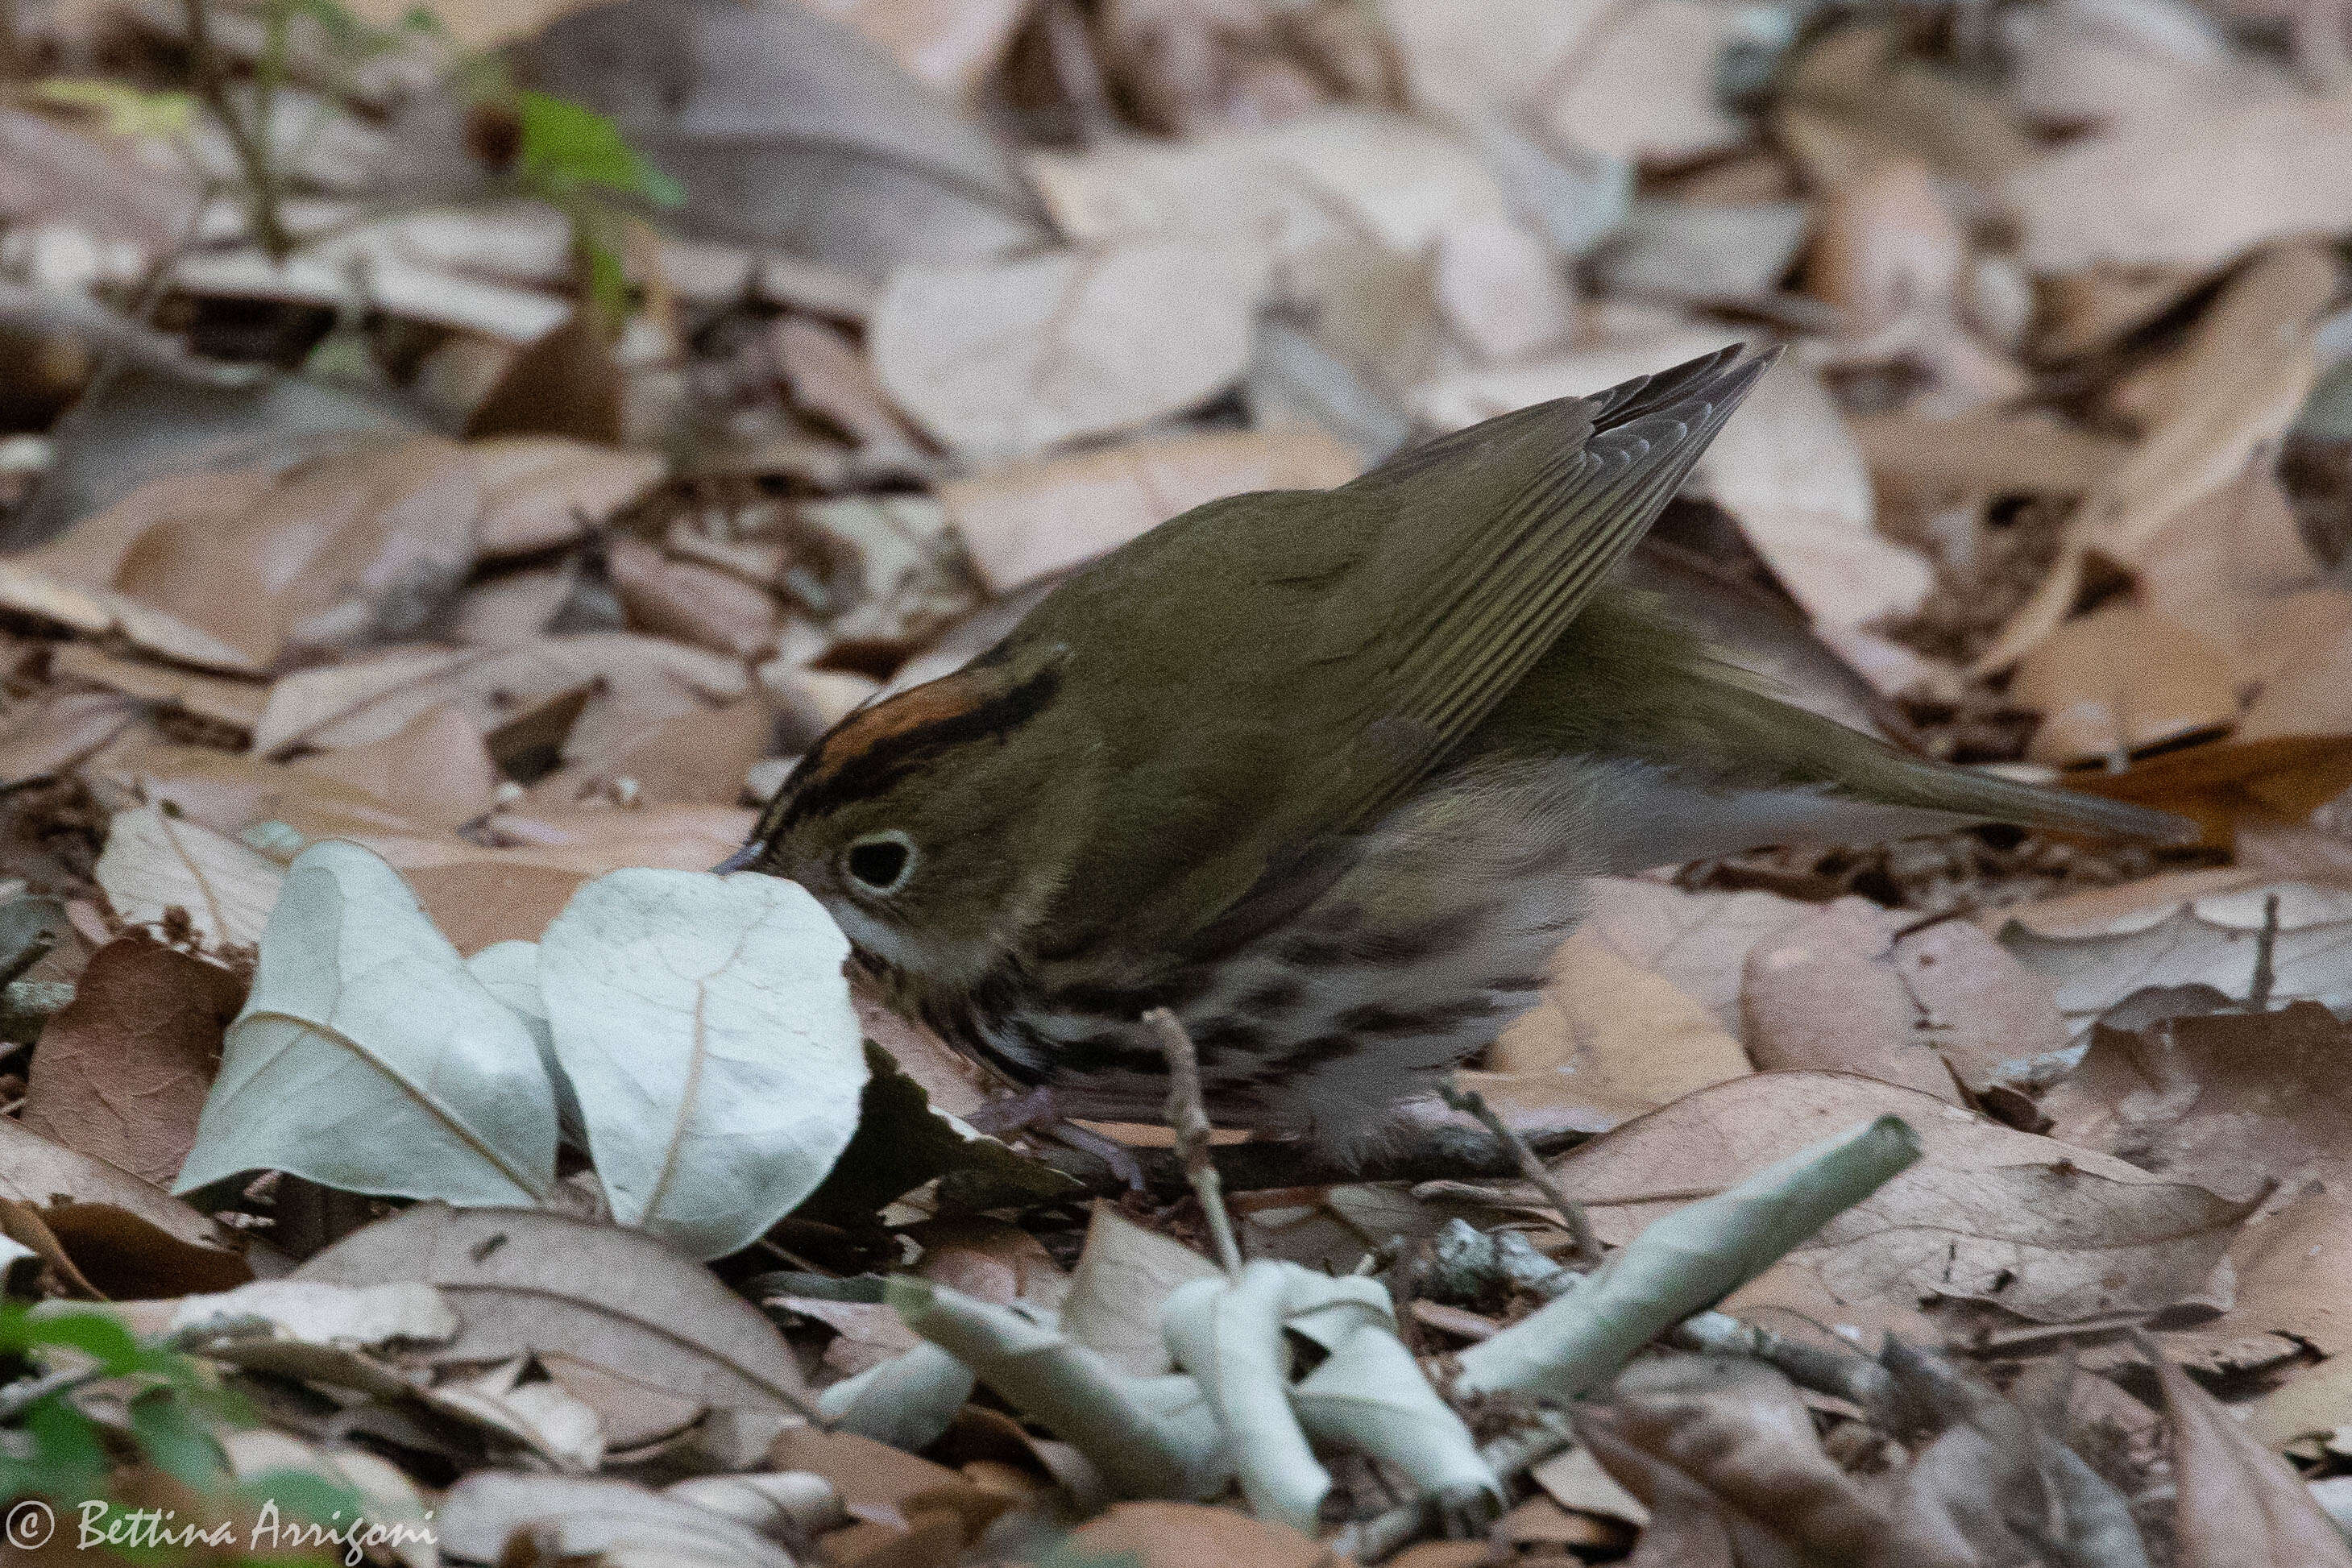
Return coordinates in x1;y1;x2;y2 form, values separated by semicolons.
724;345;2186;1159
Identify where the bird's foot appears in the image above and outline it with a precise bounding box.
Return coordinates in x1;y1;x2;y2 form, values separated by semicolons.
966;1087;1147;1191
964;1085;1060;1136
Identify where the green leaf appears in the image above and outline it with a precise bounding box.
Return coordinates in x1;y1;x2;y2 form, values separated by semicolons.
129;1388;225;1491
516;90;684;206
0;1396;110;1501
13;1308;144;1374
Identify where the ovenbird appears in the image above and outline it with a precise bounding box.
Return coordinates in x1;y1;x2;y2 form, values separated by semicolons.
728;346;2184;1155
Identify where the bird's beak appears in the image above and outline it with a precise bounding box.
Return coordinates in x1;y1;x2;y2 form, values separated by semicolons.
712;843;760;874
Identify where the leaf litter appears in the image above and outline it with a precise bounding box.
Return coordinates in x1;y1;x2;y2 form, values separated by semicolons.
5;0;2352;1562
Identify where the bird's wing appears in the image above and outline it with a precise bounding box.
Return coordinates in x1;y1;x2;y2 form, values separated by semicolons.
1311;342;1776;831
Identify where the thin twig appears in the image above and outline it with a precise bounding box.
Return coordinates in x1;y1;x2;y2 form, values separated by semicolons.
1439;1084;1601;1266
183;0;295;261
0;1315;274;1424
2248;891;2282;1012
1145;1007;1242;1278
0;927;54;990
1334;1407;1577;1562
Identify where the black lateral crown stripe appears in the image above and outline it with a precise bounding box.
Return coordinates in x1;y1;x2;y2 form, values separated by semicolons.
769;656;1065;835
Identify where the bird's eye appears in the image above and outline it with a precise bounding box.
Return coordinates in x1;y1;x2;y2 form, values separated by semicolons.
843;831;916;894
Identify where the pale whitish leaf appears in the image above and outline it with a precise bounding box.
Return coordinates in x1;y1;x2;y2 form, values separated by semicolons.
167;1280;456;1349
95;804;285;951
466;940;587;1147
816;1340;975;1453
886;1274;1231;1502
537;870;867;1259
1456;1115;1921;1401
176;842;558;1205
433;1359;608;1473
1162;1262;1329;1533
1292;1322;1498;1507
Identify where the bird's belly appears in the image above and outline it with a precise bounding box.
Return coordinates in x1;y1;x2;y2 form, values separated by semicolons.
918;755;1612;1153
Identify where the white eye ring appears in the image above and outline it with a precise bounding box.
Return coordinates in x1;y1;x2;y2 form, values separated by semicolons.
842;830;917;895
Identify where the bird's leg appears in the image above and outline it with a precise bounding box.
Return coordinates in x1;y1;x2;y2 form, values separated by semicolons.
964;1085;1147;1191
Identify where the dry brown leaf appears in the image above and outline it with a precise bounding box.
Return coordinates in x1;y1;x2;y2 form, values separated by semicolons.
1058;1500;1336;1568
450;566;576;648
2113;243;2337;429
2011;603;2237;765
464;315;623;445
1741;898;2068;1101
20;936;243;1188
2010;0;2297;135
1028;108;1511;270
529;697;777;811
869;242;1258;458
296;1204;814;1415
403;862;587;956
765;1425;965;1516
10;471;277;591
471;438;665;561
606;537;782;660
2044;1002;2352;1204
1691;356;1932;634
2037;261;2213;360
0;564;260;674
111;438;483;670
0;691;143;787
1806;157;1964;338
1433;215;1576;364
94;803;286;951
1577;1359;1887;1567
1976;284;2321;673
1998;876;2352;1024
2152;1341;2352;1567
2163;1186;2352;1379
252;635;749;764
1849;411;2129;497
292;703;499;829
1568;876;1821;1043
774;314;919;450
2241;587;2352;696
1548;1072;2252;1331
1530;1442;1652;1526
1539;0;1745;164
0;1118;253;1296
2060;735;2352;848
1776;22;2036;189
2003;95;2352;272
2243;617;2352;741
1484;934;1753;1131
51;645;268;733
89;739;439;846
798;0;1030;103
456;804;753;874
939;425;1359;593
2135;467;2321;678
